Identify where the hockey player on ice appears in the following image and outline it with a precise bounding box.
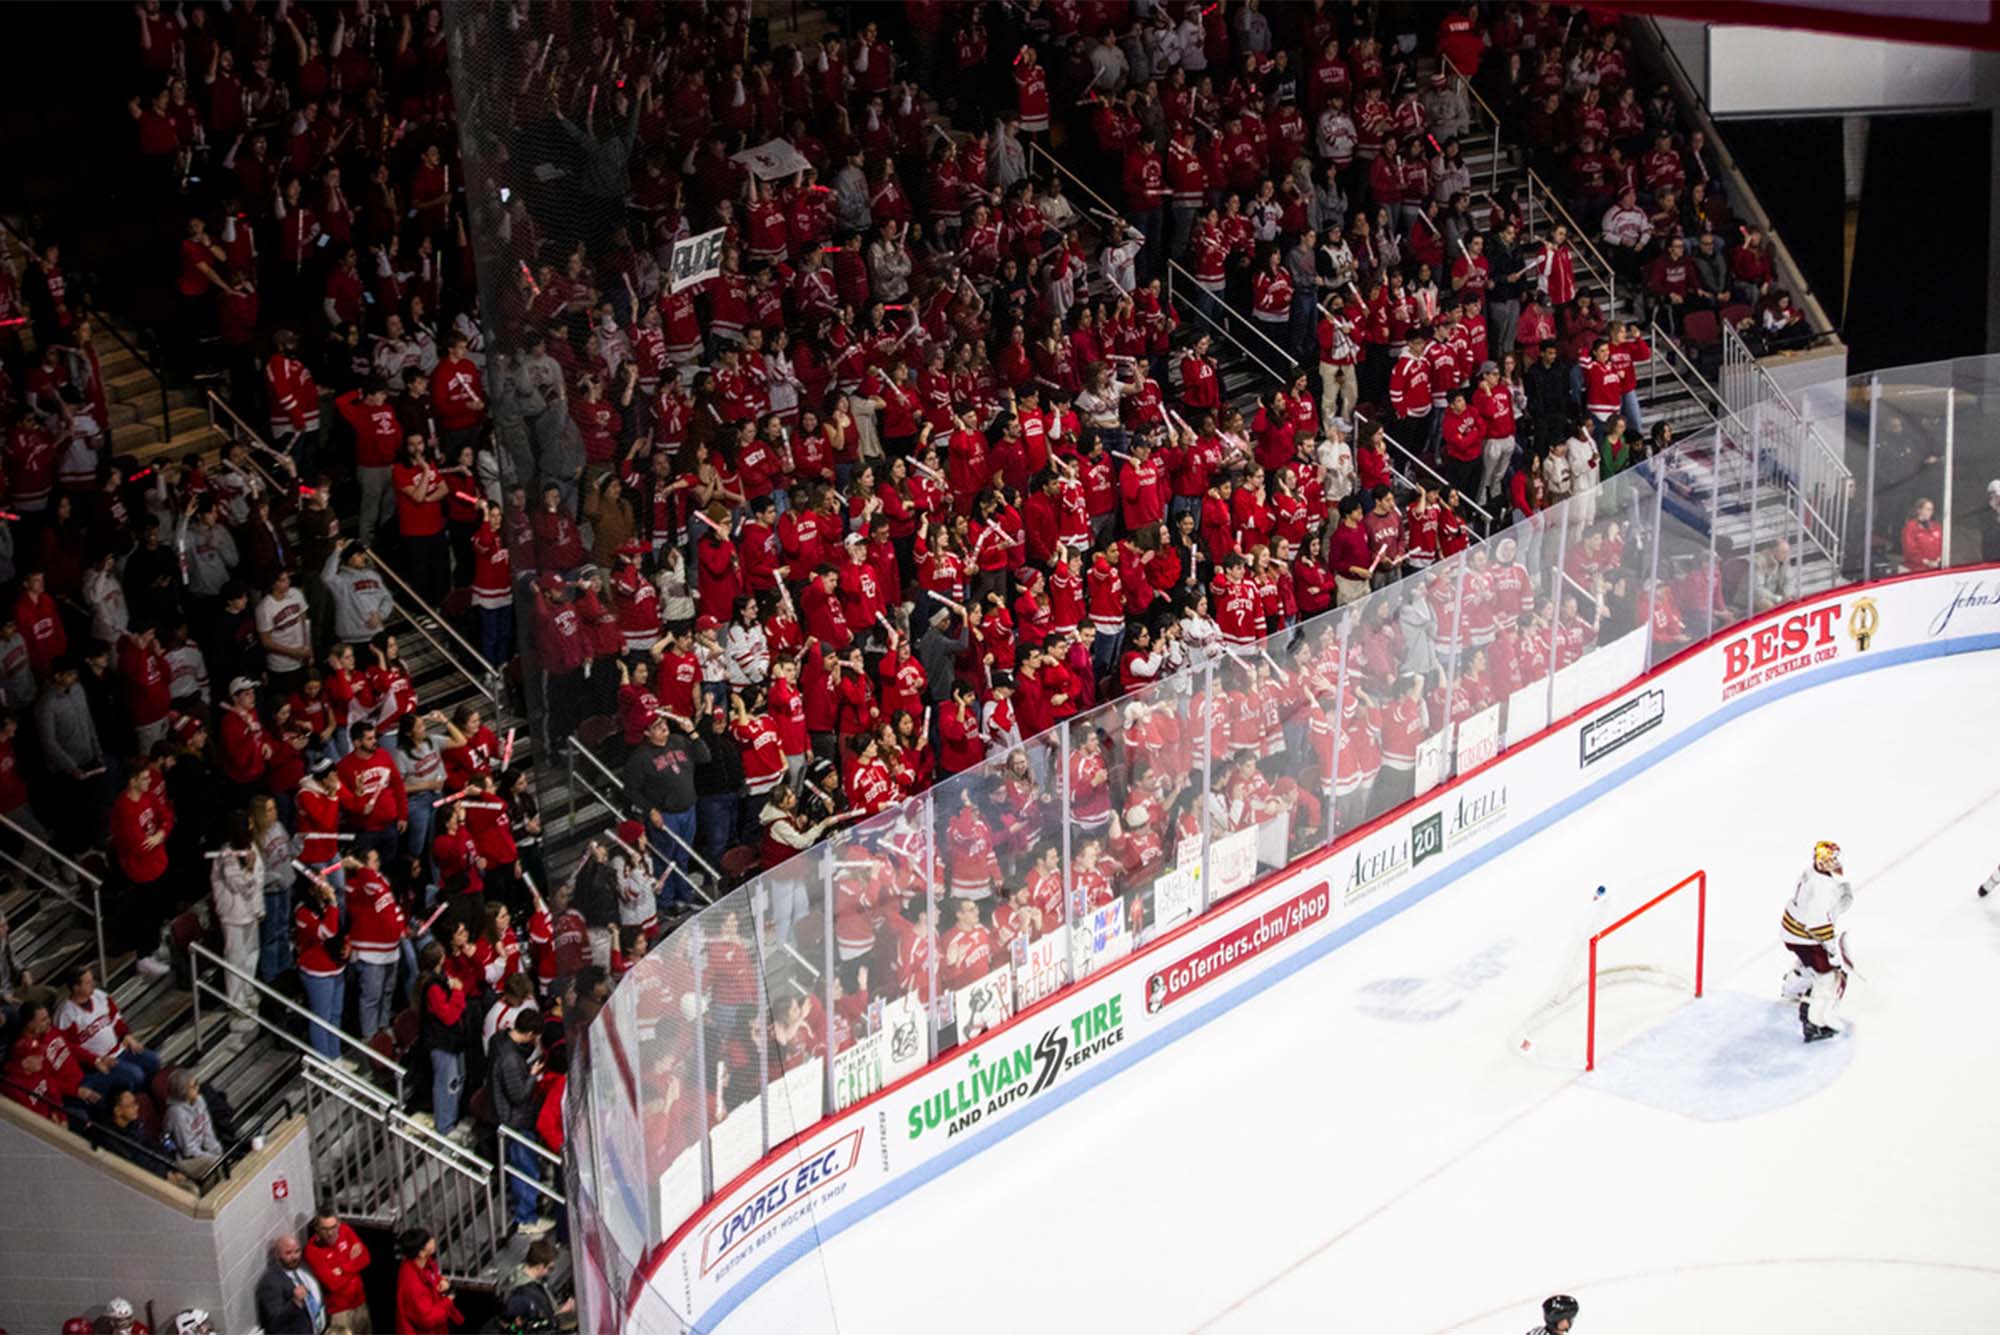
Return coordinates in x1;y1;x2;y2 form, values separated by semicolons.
1980;865;1999;897
1524;1294;1579;1333
1780;840;1854;1043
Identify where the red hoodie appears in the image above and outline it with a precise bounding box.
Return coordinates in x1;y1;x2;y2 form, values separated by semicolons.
345;867;406;965
218;705;271;784
334;390;403;469
337;745;408;831
116;634;173;728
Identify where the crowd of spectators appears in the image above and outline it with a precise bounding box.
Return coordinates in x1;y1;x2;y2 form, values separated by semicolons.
253;1213;569;1334
0;0;1883;1321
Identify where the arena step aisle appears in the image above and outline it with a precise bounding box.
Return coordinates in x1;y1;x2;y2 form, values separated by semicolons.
94;317;229;460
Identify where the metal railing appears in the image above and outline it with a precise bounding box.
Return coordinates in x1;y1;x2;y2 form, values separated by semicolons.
498;1124;568;1207
1631;16;1840;345
1645;316;1727;436
1718;321;1851;570
368;552;507;702
1350;405;1496;524
1522;166;1621;317
564;737;721;900
202;388;506;709
1454;68;1507;204
188;940;408;1104
0;814;107;982
301;1052;506;1280
1024;139;1304;384
1164;259;1298;385
0;215;177;451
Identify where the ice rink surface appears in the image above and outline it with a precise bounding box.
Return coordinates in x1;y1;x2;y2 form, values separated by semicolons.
713;649;2000;1334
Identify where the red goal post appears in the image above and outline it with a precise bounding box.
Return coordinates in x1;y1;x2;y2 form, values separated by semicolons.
1586;869;1706;1071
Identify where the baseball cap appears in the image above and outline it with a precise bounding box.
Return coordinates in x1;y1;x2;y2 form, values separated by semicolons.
228;676;258;697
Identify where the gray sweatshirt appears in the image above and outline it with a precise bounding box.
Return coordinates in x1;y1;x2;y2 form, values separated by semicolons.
321;551;397;644
163;1095;224;1161
0;627;35;707
833;164;872;233
35;681;102;776
179;518;240;598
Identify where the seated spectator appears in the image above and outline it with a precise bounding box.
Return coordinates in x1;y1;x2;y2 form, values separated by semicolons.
54;965;162;1099
161;1067;226;1179
93;1087;185;1183
4;998;96;1126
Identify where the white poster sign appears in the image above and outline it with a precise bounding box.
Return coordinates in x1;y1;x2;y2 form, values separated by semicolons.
831;1031;886;1112
669;226;727;293
731;137;813;181
1413;729;1447;796
1013;927;1071;1007
1456;703;1503;773
656;1144;702;1243
1152;864;1201;934
953;963;1015;1041
833;991;931;1114
1507;681;1549;746
762;1057;825;1148
1071;900;1130;979
1210;827;1259;898
709;1094;763;1187
1254;811;1290;869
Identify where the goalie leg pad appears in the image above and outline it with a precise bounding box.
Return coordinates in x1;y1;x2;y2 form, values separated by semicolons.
1806;965;1845;1030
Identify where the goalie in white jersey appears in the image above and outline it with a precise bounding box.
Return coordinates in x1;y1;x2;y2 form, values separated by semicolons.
1780;840;1854;1043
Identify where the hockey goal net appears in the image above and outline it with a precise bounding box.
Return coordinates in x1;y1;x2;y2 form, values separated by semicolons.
1514;871;1706;1071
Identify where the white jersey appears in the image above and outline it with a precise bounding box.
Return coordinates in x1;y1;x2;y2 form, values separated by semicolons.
1782;865;1853;950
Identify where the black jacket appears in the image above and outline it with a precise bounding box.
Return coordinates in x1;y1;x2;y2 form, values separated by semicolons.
420;975;473;1055
1487;240;1526;303
1523;359;1574;429
93;1116;174;1179
573;854;619;929
692;723;744;798
488;1030;538;1129
622;732;709;814
253;1261;318;1335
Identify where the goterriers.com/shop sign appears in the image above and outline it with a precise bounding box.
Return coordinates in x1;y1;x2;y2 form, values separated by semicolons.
1143;883;1331;1014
